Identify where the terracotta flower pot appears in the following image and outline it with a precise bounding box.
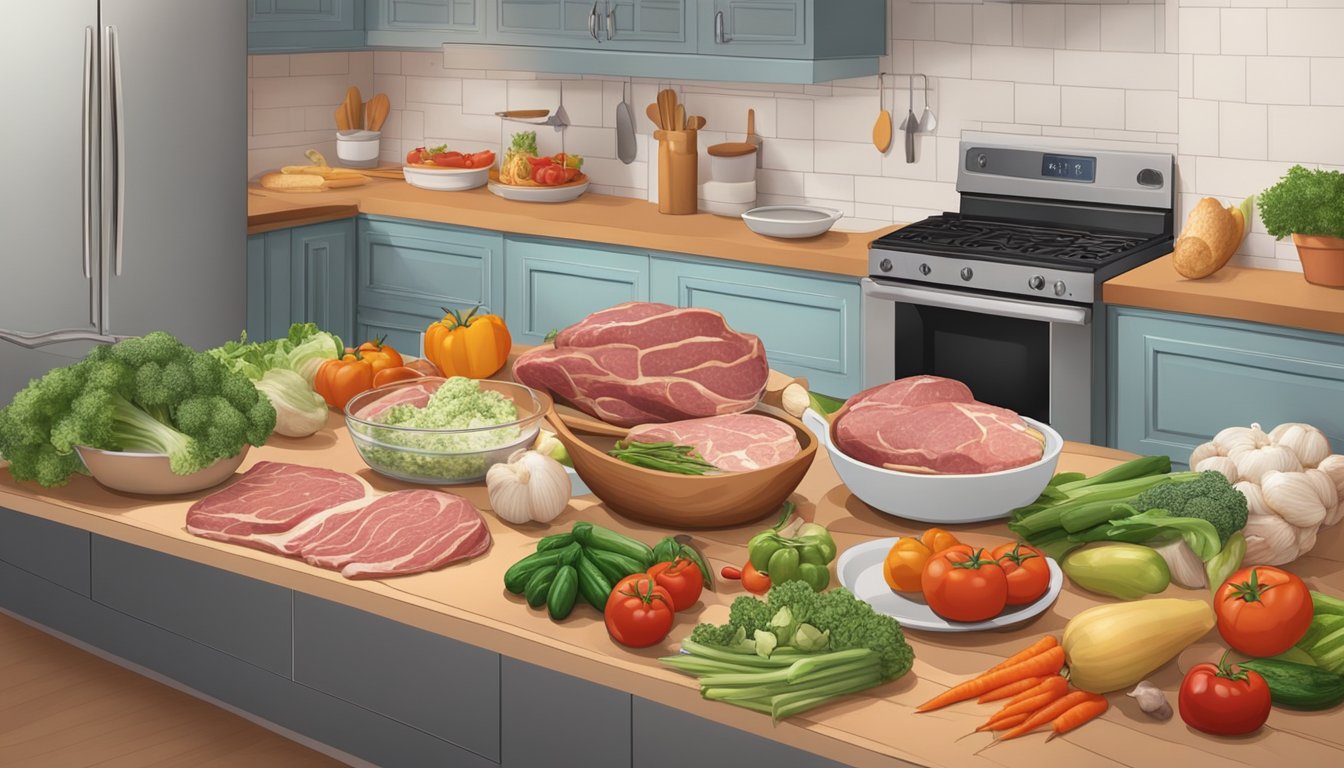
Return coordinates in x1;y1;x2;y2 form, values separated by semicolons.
1293;233;1344;287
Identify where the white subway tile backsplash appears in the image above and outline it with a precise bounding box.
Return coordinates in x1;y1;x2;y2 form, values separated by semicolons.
1022;6;1067;49
252;55;291;78
816;141;882;177
1015;84;1062;126
891;0;936;42
881;136;941;180
1065;6;1101;51
288;52;349;77
1100;6;1158;52
1269;105;1344;163
1054;50;1178;90
1178;9;1222;54
814;95;880;143
1246;57;1311;104
1060;87;1126;129
561;126;616;160
1219;101;1269;158
1126;90;1178;132
756;168;806;197
1220;9;1269;54
759;138;814;174
912;41;973;78
373;74;406;109
805;173;857;201
251;75;350;109
973;4;1014;46
854;176;960;211
462;79;508;115
1195;155;1298;196
935;4;974;44
1179;54;1195;98
374;51;401;75
777;99;815;140
1179;98;1221;155
935;78;1015;135
971;45;1053;84
1267;9;1344;55
407;76;462;105
1310;58;1344;105
1192;55;1247;101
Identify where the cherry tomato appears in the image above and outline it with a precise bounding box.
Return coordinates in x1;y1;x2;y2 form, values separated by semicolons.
740;561;771;595
1179;651;1271;735
526;155;554;168
561;166;581;183
1214;565;1313;657
371;366;423;387
432;152;466;167
882;536;932;593
406;147;427;165
604;574;675;648
992;542;1051;606
472;150;496;168
921;545;1008;622
646;558;704;612
920;527;961;554
533;165;559;185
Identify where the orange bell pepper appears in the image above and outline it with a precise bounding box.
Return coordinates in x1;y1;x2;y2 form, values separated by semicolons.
354;336;403;374
883;536;933;593
423;306;512;379
920;527;962;554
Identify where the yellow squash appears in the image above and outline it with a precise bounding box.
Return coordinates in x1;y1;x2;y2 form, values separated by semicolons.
1062;598;1215;693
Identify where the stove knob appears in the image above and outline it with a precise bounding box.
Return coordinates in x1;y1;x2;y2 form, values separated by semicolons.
918;263;930;276
880;258;893;273
1053;280;1067;296
960;267;973;281
1028;275;1045;291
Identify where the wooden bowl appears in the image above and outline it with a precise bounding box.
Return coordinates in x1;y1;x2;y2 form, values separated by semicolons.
546;407;817;529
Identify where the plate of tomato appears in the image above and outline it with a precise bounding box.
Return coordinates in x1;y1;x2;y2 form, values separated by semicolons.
837;538;1063;632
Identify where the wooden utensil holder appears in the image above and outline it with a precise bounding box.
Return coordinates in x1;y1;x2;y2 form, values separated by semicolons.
655;129;698;215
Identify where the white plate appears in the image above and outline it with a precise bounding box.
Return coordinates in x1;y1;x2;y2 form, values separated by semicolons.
403;164;490;191
742;205;843;239
837;538;1063;633
488;179;589;203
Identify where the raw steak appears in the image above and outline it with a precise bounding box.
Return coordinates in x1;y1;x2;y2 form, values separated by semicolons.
626;414;801;472
512;302;769;427
185;461;367;553
833;377;1044;474
277;489;491;579
351;380;436;421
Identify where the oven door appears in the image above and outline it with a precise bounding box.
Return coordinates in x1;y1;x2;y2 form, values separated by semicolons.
861;277;1094;442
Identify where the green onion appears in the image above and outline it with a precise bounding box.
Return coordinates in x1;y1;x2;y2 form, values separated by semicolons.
608;440;719;475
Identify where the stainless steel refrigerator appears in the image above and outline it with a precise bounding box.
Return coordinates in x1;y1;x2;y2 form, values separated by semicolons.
0;0;245;403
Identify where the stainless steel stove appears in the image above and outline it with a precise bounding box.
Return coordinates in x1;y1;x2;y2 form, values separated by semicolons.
862;138;1175;443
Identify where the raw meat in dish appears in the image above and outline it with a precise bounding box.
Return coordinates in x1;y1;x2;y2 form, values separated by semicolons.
626;414;801;472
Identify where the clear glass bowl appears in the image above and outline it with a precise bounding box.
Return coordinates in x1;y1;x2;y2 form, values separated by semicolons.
344;378;550;485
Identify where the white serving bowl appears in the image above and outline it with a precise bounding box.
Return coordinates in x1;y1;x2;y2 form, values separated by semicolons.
802;408;1062;524
742;205;843;239
403;164;491;192
75;445;249;495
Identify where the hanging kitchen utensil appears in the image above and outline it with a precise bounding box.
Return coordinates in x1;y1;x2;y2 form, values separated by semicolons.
918;74;937;133
616;80;636;164
872;72;892;153
900;75;918;163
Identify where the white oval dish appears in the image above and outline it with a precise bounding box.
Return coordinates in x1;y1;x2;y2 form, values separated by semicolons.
801;408;1062;524
742;205;843;239
403;164;490;192
75;445;249;495
487;179;589;203
837;538;1063;632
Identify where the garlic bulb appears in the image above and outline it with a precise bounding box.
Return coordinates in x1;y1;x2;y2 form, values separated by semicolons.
1235;480;1271;518
1269;423;1332;468
1261;469;1329;528
1295;522;1318;555
1326;502;1344;528
1241;512;1299;566
1306;467;1340;510
781;383;810;418
1151;539;1207;588
1213;425;1261;454
486;449;571;525
1228;442;1302;484
1318;455;1344;504
1195;455;1240;484
1189;441;1222;466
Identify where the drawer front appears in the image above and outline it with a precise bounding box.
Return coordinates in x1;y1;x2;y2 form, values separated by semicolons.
501;657;631;768
633;698;849;768
0;507;90;596
1109;307;1344;467
504;236;649;346
293;593;502;761
90;536;293;677
650;257;862;397
356;305;437;357
358;217;504;319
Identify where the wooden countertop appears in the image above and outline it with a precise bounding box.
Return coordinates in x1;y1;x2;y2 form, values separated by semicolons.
247;178;890;278
4;415;1341;767
1104;255;1344;335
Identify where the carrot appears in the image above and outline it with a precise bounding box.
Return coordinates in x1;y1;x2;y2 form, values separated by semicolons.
1044;695;1110;742
983;635;1059;676
999;690;1095;741
974;712;1029;733
916;645;1066;713
985;682;1069;727
977;676;1042;704
1000;675;1068;710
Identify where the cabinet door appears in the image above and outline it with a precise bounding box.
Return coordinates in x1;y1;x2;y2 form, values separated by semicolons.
699;0;807;57
0;507;90;597
247;230;296;343
490;0;691;51
366;0;486;46
292;220;356;345
358;217;504;321
633;698;849;768
504;237;649;346
650;257;863;398
598;0;694;51
248;0;365;52
501;657;631;768
490;0;598;46
356;306;435;357
1109;307;1344;468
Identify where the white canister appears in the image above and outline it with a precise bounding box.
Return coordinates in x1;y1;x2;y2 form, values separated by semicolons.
707;142;758;183
699;180;757;205
336;129;381;168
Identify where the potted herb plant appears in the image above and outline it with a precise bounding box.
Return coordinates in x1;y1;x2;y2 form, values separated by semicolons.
1258;165;1344;287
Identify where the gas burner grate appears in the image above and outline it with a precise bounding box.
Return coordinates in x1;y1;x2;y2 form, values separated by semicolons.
877;215;1155;264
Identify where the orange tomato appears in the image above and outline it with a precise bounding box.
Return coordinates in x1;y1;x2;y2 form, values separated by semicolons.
921;545;1008;622
883;536;933;593
920;527;962;554
355;337;404;374
740;561;771;595
314;354;374;411
371;366;424;387
423;306;512;379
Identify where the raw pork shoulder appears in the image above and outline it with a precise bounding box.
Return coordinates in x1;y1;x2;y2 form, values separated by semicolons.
833;376;1044;474
512;302;769;427
626;413;801;472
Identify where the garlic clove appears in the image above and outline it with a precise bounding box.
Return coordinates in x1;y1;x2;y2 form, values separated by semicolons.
1305;467;1340;512
1195;455;1239;484
1213;425;1256;455
1316;455;1344;502
1261;470;1328;528
781;383;810;418
1241;512;1300;566
1229;443;1302;484
1190;440;1222;466
1235;480;1270;518
1269;422;1332;468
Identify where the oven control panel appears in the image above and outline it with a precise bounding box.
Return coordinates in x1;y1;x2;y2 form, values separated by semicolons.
870;250;1094;304
958;140;1173;210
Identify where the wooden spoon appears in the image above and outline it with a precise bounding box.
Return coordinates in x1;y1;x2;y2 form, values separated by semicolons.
872;72;893;153
366;93;390;132
646;103;662;129
345;85;362;130
686;115;705;131
334;103;349;131
674;104;686;131
657;89;677;134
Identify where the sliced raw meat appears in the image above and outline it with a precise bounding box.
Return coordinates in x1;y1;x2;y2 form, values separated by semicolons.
626;414;801;472
833;378;1044;474
185;461;367;553
351;380;436;421
513;302;769;427
278;490;491;579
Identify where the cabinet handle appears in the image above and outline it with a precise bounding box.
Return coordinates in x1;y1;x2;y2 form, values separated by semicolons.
606;4;615;39
715;10;730;44
589;2;600;41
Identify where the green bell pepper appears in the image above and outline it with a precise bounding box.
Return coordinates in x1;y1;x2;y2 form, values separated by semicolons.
767;547;801;584
744;502;837;592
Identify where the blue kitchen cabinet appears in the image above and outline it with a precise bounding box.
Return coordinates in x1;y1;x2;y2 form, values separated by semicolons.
650;255;863;398
248;0;366;52
246;220;356;345
698;0;885;62
365;0;486;47
356;217;504;354
503;236;650;346
489;0;694;53
1108;306;1344;468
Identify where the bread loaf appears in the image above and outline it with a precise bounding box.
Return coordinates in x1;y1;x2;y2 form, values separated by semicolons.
1172;197;1247;279
259;172;326;192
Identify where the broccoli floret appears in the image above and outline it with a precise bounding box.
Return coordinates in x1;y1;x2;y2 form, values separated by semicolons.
726;595;773;637
688;622;745;647
51;389;206;475
809;587;914;682
1134;470;1248;545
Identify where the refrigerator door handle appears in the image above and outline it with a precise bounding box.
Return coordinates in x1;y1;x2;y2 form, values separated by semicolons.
109;25;125;277
81;27;93;284
0;328;128;351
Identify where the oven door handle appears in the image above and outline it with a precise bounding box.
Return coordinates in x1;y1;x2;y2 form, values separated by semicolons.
861;279;1091;326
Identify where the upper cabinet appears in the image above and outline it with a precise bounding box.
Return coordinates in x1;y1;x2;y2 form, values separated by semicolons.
490;0;695;53
248;0;366;52
698;0;886;63
365;0;486;47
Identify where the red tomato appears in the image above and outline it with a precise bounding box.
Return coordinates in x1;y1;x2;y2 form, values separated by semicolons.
538;165;563;185
1179;652;1271;735
406;147;427;165
526;155;554;168
472;150;496;167
604;574;675;648
740;561;771;595
371;366;423;387
1214;565;1314;657
432;152;466;167
991;542;1051;606
921;545;1008;622
561;167;580;183
646;558;704;612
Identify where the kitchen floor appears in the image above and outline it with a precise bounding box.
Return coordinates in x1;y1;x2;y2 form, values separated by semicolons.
0;613;346;768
